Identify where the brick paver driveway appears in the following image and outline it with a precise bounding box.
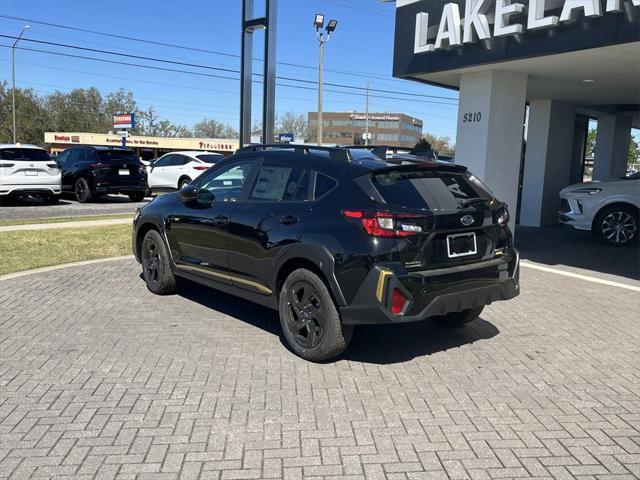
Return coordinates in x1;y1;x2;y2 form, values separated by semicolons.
1;259;638;479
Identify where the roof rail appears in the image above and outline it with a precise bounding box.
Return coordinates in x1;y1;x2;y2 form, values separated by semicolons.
236;144;352;162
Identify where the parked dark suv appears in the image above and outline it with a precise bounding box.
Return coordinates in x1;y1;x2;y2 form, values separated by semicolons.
132;145;519;361
56;146;147;202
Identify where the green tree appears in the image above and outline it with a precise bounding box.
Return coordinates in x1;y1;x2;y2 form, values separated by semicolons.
586;128;596;158
586;128;638;165
0;82;49;146
421;133;454;155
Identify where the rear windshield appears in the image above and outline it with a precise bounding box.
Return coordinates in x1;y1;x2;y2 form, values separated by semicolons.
196;154;222;164
371;169;492;210
0;148;50;162
97;150;138;162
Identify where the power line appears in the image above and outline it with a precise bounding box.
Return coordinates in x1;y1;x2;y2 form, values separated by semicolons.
0;43;458;107
0;34;457;102
0;14;457;100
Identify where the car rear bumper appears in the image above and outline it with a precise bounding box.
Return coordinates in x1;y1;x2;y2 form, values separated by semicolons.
0;184;61;196
339;250;520;325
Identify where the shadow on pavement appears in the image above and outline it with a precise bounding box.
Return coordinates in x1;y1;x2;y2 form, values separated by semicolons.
176;279;500;364
515;225;640;282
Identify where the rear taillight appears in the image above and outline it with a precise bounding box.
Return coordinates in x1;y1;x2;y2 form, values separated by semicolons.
391;288;408;315
0;163;15;168
343;210;424;238
193;166;209;171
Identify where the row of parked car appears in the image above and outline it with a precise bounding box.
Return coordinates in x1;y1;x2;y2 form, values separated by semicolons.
0;143;222;204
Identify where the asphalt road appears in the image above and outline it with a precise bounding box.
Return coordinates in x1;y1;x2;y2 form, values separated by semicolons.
0;194;150;220
0;259;638;479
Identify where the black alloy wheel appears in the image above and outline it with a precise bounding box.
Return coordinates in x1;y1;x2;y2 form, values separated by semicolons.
74;178;92;203
278;268;353;362
140;230;177;294
284;280;326;349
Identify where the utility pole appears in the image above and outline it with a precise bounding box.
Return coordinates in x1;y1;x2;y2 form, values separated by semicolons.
12;25;29;144
364;82;370;146
314;15;337;146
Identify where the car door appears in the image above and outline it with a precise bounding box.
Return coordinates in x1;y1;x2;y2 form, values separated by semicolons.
148;154;174;188
169;158;258;284
61;149;82;191
227;157;312;296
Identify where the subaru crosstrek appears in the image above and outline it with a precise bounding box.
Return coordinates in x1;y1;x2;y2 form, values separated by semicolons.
132;145;519;361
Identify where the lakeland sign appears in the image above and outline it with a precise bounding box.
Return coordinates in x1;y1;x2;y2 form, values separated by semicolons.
393;0;640;78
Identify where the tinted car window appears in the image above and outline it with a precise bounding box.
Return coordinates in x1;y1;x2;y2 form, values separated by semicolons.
195;154;222;164
97;150;138;163
371;170;491;210
154;155;173;167
314;173;338;199
249;164;307;202
200;161;254;202
55;150;70;166
0;148;50;161
174;155;190;166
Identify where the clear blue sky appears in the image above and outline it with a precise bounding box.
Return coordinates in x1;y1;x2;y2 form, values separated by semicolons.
0;0;460;139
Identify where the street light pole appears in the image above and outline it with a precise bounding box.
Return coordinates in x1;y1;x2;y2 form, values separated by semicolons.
12;25;29;144
314;15;337;147
317;40;324;147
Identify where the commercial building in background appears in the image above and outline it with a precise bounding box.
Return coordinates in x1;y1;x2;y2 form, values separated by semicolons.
307;112;423;148
44;132;239;160
393;0;639;228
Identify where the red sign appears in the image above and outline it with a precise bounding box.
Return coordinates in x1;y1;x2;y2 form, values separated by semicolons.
113;113;135;129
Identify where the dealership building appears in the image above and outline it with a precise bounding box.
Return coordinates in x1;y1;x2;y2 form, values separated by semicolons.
44;132;239;160
307;112;423;148
394;0;639;227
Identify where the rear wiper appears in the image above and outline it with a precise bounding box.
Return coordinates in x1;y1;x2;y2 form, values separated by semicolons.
459;198;489;207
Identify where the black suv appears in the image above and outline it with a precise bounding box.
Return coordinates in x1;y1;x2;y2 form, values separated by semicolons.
132;145;519;361
56;146;147;202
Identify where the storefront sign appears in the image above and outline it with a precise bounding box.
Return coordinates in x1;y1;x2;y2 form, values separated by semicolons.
45;132;239;153
113;113;135;130
413;0;640;54
349;114;401;121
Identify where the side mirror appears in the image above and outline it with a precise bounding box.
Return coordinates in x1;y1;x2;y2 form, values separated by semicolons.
179;186;214;207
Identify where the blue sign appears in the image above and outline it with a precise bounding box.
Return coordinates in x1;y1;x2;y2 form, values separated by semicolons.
279;133;294;143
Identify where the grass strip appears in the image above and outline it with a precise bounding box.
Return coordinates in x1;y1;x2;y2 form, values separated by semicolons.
0;224;132;276
0;213;134;227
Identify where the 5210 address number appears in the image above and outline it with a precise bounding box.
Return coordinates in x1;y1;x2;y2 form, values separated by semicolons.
462;112;482;123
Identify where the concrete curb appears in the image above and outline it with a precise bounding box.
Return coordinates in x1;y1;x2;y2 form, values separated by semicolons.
0;218;132;232
0;256;135;282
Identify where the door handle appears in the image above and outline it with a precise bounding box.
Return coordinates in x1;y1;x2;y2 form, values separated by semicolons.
280;214;300;225
213;215;229;226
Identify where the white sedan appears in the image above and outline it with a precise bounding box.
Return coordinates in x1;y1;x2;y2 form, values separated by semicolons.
559;172;639;246
147;151;223;191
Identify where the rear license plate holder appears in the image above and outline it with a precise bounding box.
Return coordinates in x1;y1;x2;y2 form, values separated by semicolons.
118;169;130;175
447;232;477;258
25;170;37;176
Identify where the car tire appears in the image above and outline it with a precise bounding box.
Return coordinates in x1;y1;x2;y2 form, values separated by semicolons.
141;229;177;295
431;306;484;328
128;192;145;202
178;177;192;190
594;204;639;247
278;268;353;362
74;178;93;203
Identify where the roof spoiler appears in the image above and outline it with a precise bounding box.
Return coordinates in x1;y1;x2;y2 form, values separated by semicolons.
236;144;352;162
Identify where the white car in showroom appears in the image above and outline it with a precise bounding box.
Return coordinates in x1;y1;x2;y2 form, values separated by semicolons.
559;172;640;246
147;151;223;192
0;144;61;204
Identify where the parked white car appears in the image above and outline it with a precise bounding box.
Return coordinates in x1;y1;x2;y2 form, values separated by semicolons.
0;144;61;203
147;151;222;191
559;172;640;246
